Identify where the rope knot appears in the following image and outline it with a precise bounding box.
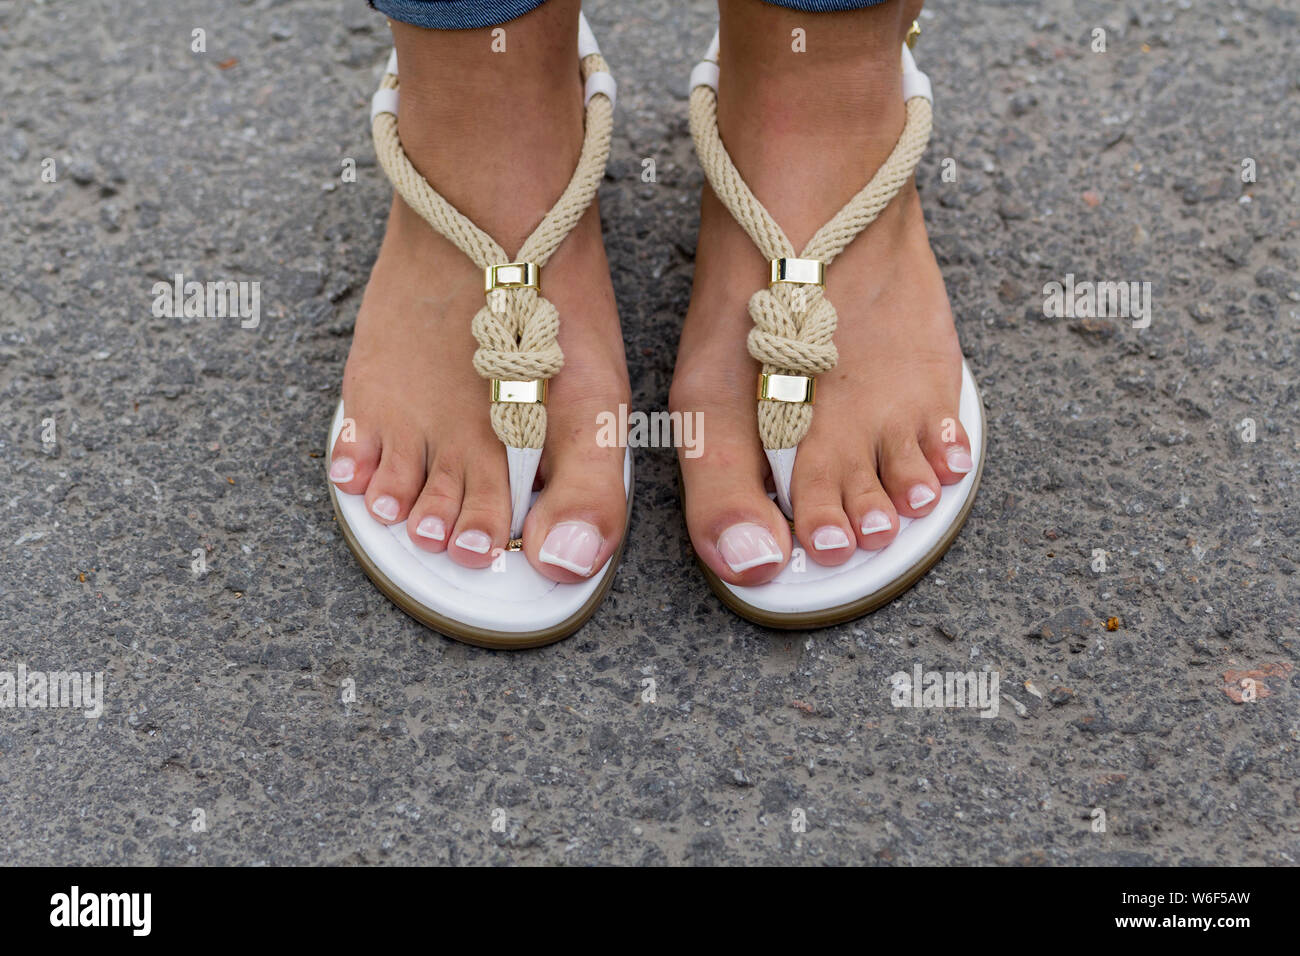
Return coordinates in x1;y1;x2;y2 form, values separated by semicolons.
472;287;565;381
470;286;564;450
745;285;838;376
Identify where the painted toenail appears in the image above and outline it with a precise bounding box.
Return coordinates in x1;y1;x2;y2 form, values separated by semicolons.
455;530;492;554
371;495;399;522
946;446;974;474
811;526;851;551
539;521;603;576
415;516;446;541
908;485;936;510
717;523;783;574
860;509;892;535
329;457;355;484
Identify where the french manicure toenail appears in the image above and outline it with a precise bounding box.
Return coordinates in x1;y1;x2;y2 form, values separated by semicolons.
329;457;355;483
860;510;892;535
811;526;851;551
908;485;937;510
371;495;399;522
455;530;492;554
946;447;974;474
415;516;446;541
539;521;603;576
717;523;783;574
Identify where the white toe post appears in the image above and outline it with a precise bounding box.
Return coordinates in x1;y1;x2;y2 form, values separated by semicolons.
506;446;543;540
765;447;797;519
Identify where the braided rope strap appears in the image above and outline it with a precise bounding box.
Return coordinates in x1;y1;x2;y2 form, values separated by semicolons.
688;72;932;451
372;50;614;451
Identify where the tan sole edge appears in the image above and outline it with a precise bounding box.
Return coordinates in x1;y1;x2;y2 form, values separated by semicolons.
327;464;634;651
691;386;987;630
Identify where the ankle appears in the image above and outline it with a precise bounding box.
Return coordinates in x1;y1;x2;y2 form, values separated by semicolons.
716;1;909;155
388;5;586;249
714;5;913;241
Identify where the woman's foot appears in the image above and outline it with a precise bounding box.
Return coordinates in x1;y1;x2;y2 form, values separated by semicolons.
330;0;630;581
671;0;972;585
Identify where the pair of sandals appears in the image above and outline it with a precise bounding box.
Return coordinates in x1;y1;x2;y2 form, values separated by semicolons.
327;15;985;649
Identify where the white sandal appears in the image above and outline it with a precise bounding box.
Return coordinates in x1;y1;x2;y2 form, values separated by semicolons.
686;23;985;629
328;13;631;649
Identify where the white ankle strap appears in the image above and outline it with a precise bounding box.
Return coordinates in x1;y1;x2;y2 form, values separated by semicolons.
375;15;616;119
689;29;933;107
901;44;932;104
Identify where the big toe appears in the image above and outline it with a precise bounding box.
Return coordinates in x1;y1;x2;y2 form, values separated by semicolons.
523;442;627;584
678;405;790;586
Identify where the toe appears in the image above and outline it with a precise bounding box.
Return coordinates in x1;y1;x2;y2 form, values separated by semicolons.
406;448;464;553
842;453;900;551
919;410;974;485
879;426;941;519
523;447;627;584
677;406;790;586
447;449;510;569
328;415;381;496
364;436;425;525
790;456;855;567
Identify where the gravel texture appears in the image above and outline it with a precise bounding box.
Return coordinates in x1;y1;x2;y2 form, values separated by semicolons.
0;0;1296;865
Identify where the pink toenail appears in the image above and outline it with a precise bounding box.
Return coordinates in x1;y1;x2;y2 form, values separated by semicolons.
415;516;446;541
811;526;851;551
329;457;355;484
946;446;974;474
539;521;603;576
455;530;492;554
908;485;937;510
371;495;399;522
717;523;783;574
860;510;892;535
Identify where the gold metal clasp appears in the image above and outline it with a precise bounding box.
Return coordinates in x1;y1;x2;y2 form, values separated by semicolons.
758;373;816;404
484;262;540;293
906;20;921;50
490;379;548;404
769;257;825;287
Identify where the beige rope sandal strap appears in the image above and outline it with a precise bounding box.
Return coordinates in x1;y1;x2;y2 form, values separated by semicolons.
370;13;616;540
687;28;933;517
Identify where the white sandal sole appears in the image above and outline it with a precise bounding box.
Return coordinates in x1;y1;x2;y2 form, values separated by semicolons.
700;361;984;629
327;401;633;649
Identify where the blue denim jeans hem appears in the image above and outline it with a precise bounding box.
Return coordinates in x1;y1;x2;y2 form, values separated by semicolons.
371;0;888;32
371;0;549;30
764;0;887;8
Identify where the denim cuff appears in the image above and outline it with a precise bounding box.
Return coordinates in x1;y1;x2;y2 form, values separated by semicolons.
370;0;550;31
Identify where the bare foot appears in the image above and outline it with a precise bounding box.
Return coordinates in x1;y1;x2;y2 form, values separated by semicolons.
671;0;972;585
330;0;630;581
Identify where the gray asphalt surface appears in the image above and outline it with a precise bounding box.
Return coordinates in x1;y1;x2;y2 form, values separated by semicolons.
0;0;1297;865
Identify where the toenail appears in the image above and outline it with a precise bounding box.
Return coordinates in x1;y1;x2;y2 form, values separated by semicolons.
946;446;974;474
811;526;851;551
329;457;355;484
908;485;936;510
860;509;892;535
371;495;399;522
455;530;492;554
415;516;446;541
717;523;783;574
539;521;603;576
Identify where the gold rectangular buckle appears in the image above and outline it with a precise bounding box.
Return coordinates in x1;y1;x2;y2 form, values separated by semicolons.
769;257;825;287
490;379;548;404
758;373;815;404
484;262;540;293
